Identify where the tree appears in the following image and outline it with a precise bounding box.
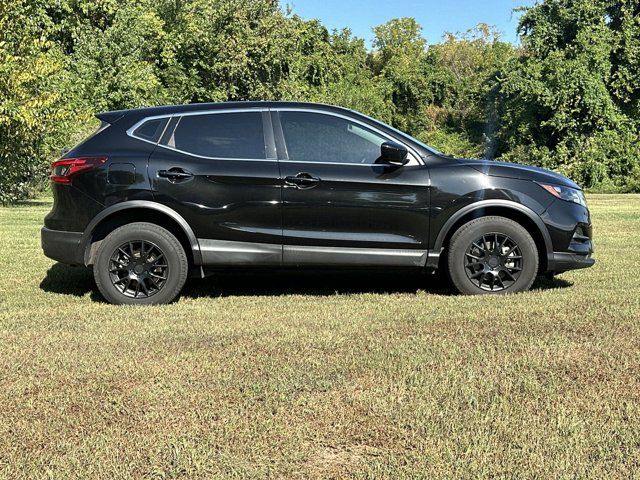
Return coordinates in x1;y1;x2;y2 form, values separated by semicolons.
69;2;168;112
0;1;73;204
3;0;639;203
497;0;640;190
370;18;431;134
301;28;392;122
420;24;517;158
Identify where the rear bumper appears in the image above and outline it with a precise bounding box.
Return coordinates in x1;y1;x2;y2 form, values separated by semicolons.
547;251;595;273
41;227;84;265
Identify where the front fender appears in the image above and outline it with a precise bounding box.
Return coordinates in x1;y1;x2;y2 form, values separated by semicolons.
426;199;553;269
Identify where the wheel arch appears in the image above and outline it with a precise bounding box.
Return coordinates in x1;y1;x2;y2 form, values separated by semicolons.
429;200;553;273
80;201;202;266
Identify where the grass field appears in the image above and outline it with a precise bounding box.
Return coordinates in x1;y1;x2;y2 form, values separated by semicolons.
0;195;639;479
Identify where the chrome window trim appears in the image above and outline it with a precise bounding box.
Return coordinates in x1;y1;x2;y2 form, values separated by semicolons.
96;121;112;136
277;160;423;168
273;107;424;166
156;117;172;145
126;108;272;162
127;113;176;146
154;144;278;163
126;105;424;166
355;110;442;156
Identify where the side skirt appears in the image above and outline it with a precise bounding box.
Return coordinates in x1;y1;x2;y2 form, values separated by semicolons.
284;245;427;267
198;239;428;268
199;239;282;265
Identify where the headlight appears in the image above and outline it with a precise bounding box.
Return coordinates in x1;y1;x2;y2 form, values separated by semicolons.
538;183;587;207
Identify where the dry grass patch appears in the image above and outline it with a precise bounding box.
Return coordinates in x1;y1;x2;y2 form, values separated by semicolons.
0;194;639;478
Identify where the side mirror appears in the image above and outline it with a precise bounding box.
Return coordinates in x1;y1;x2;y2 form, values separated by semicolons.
380;141;409;166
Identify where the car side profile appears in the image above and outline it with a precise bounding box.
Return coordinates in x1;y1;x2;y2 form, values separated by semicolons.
42;102;594;305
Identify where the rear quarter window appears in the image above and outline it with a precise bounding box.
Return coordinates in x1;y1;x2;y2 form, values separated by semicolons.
132;118;169;143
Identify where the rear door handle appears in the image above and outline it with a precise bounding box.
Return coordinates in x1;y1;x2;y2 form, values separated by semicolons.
284;173;321;189
158;168;194;181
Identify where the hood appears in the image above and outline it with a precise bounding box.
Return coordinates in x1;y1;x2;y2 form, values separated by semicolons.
456;158;580;190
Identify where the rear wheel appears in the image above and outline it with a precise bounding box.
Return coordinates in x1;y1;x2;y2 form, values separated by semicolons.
447;216;538;295
93;222;188;305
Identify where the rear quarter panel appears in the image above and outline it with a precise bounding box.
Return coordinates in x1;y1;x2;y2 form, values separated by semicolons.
46;116;157;234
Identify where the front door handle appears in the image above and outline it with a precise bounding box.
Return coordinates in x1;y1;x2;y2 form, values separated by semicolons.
284;173;321;189
158;168;194;182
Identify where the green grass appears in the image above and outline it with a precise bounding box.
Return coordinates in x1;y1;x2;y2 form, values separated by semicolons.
0;195;639;479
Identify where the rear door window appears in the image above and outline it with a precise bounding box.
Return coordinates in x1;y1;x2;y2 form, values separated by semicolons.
164;112;266;159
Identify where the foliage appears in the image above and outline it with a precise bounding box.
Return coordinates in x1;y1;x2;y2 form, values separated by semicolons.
369;18;431;133
69;2;168;112
305;28;393;123
0;1;72;204
497;0;640;190
1;0;639;203
420;24;517;158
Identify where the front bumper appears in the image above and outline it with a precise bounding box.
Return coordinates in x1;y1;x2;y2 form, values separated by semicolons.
546;228;595;273
548;251;595;273
41;227;84;265
541;198;595;274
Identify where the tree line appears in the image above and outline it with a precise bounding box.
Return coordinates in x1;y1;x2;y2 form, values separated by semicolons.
1;0;639;203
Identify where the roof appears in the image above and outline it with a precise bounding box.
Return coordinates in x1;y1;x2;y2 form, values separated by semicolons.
97;101;356;123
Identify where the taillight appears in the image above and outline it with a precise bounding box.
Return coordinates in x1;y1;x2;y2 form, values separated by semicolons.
50;157;107;184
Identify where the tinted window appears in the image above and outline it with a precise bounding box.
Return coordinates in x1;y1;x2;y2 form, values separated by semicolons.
168;112;265;159
280;111;388;164
133;118;168;142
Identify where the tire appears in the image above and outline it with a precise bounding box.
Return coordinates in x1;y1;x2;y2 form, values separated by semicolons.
447;216;538;295
93;222;188;305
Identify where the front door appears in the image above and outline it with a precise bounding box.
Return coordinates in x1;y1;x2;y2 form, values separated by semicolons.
148;109;282;265
273;109;430;267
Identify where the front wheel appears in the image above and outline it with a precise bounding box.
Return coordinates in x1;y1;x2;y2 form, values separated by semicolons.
447;216;538;295
93;222;188;305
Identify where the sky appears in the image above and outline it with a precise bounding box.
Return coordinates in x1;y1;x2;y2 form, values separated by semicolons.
282;0;536;46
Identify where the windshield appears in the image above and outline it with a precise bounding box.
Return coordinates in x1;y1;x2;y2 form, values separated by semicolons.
352;110;443;155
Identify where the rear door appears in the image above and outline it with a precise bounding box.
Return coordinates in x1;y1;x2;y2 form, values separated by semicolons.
144;109;282;265
273;109;430;267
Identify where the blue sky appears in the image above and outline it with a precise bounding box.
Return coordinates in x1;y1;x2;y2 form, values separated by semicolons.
282;0;535;46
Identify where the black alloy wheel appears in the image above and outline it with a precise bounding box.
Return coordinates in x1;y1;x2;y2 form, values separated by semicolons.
464;233;523;292
109;240;168;299
93;222;188;305
447;216;538;295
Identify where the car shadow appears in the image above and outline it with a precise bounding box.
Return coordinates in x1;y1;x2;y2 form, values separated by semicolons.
39;263;103;301
40;263;573;301
181;269;452;299
182;269;573;299
531;275;573;291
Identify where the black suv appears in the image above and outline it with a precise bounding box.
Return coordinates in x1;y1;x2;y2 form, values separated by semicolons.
42;102;594;304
